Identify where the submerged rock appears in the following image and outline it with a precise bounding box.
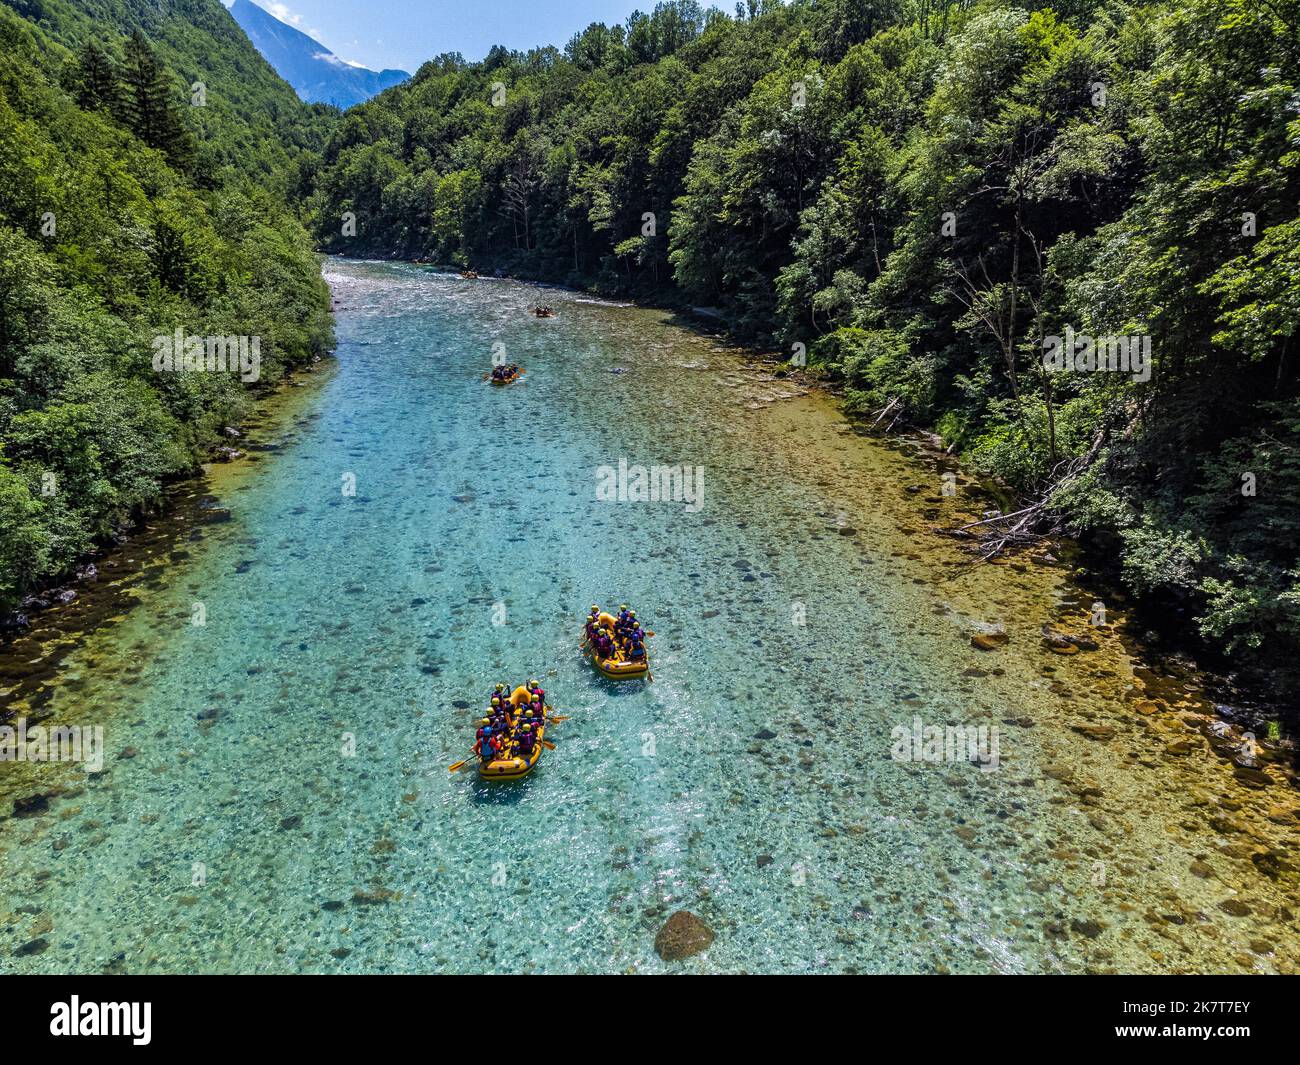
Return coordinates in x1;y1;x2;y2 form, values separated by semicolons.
654;910;715;961
13;793;52;818
1233;766;1272;789
970;632;1009;652
1070;723;1115;742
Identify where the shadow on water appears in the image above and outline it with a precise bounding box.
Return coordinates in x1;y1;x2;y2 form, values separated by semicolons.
469;776;532;806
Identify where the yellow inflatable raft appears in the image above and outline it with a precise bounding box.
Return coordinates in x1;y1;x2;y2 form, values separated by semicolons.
489;368;522;386
583;609;650;680
479;706;547;781
591;653;648;679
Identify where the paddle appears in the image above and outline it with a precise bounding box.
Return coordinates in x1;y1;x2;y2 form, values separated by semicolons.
448;751;475;773
541;739;556;750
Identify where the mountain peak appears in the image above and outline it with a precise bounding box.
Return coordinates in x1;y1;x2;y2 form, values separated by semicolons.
229;0;408;109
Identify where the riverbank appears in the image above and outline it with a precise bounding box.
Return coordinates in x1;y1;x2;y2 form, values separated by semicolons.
2;259;1295;973
0;363;336;727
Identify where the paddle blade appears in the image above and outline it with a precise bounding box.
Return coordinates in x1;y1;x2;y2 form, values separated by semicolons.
448;759;468;772
541;740;556;750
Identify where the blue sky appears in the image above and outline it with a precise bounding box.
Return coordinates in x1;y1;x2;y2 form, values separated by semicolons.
225;0;654;73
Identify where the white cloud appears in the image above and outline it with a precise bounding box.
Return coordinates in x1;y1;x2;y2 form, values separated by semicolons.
266;2;303;26
315;51;371;70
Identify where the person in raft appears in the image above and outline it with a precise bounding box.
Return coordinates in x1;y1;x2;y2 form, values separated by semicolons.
475;726;501;763
585;606;601;641
627;634;647;661
515;723;536;758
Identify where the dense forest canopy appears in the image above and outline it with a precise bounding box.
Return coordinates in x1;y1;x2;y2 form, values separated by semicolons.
0;0;334;613
309;0;1300;695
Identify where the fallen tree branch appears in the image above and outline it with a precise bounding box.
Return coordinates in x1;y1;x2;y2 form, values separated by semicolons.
871;396;903;429
952;426;1110;560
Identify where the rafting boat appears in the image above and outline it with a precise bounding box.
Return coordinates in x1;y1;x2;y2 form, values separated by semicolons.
478;686;550;781
478;715;545;780
489;367;523;385
589;651;649;679
582;608;650;680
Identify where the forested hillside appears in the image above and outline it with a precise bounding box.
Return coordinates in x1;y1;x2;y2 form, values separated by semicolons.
0;0;335;614
310;0;1300;693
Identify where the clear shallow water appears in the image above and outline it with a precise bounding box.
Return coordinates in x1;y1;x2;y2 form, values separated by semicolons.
2;260;1297;974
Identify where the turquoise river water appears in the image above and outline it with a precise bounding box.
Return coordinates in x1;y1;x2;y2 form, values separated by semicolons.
1;259;1296;974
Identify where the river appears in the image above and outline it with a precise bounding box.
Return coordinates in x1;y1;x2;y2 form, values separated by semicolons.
1;258;1295;974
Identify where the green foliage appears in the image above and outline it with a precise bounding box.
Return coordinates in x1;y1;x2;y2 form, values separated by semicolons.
0;0;334;610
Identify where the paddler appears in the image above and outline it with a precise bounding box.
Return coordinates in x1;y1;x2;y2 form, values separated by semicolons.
515;723;535;758
475;726;499;763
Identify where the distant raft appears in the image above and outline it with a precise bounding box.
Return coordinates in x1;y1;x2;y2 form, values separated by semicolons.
488;364;523;385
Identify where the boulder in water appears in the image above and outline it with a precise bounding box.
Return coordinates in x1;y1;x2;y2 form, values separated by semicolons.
654;911;715;961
